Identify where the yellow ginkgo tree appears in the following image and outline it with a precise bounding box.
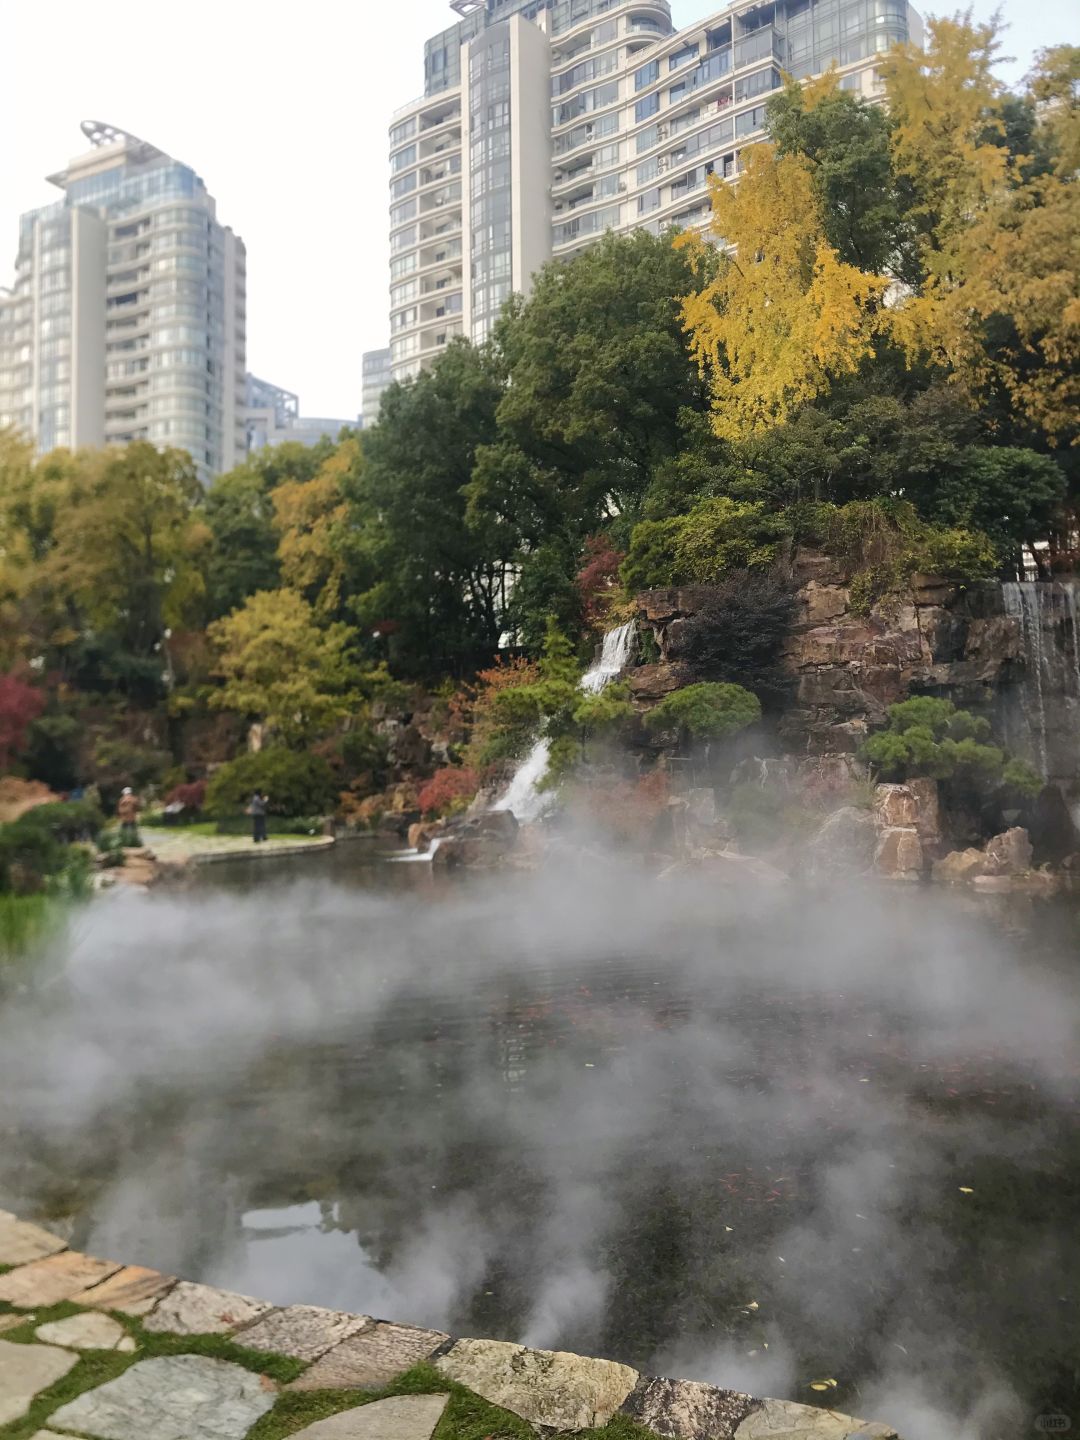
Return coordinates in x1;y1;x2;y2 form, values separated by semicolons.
679;144;889;442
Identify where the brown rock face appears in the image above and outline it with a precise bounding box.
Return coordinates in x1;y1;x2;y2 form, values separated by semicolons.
984;827;1034;875
933;848;987;884
802;583;850;625
874;827;924;880
628;664;686;701
805;806;877;878
873;784;918;829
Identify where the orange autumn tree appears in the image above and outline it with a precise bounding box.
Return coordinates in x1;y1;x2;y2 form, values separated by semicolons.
679;143;889;441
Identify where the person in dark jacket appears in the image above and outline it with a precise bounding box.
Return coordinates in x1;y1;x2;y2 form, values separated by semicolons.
250;791;268;844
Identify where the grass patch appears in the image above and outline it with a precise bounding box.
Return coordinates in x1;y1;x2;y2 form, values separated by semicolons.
123;1318;306;1384
0;1300;84;1342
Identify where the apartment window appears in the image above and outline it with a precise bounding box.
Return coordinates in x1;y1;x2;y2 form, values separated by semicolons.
390;253;418;279
735;104;767;137
390;116;417;146
636;124;659;154
634;59;659;91
637;156;661;184
391;144;417;174
669;43;699;70
391;173;417;199
391;307;417;332
391;226;417;254
391;198;418;227
635;91;660;123
734;67;780;102
638;187;661;214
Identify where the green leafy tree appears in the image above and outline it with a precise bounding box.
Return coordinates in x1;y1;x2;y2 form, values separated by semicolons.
356;342;510;675
767;73;919;281
208;588;360;747
204;467;281;618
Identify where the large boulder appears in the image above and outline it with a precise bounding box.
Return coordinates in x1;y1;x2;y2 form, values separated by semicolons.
431;810;519;870
804;806;876;878
932;848;987;885
628;664;686;701
873;783;918;829
984;826;1034;875
874;826;923;881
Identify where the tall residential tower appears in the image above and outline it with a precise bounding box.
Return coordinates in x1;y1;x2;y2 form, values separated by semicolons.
386;0;921;383
0;121;247;479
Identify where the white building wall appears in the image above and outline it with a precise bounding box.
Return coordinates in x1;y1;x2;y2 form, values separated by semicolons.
388;0;921;374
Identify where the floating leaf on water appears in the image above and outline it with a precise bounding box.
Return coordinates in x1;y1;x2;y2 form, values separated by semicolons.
747;1301;759;1310
959;1186;975;1194
809;1383;830;1393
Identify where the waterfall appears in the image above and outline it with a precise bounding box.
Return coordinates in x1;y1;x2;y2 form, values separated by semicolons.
1002;582;1050;778
493;621;637;822
1002;580;1080;783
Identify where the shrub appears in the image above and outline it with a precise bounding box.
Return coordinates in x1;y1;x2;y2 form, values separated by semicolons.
677;569;797;702
674;498;791;583
0;801;101;895
418;766;480;818
166;779;208;812
0;674;45;771
646;682;762;741
205;749;337;818
863;697;1041;794
621;518;684;592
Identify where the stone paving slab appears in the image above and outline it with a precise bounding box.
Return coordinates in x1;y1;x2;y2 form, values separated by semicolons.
36;1312;134;1351
74;1263;176;1315
733;1399;898;1439
0;1337;79;1426
141;1279;272;1335
0;1250;121;1308
28;1431;67;1438
49;1354;277;1440
0;1210;68;1266
624;1376;760;1440
291;1393;450;1439
0;1313;32;1333
290;1320;449;1392
235;1304;372;1362
436;1338;639;1431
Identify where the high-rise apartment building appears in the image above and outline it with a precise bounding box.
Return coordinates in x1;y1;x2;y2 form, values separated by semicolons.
0;121;247;480
386;0;922;382
361;347;393;427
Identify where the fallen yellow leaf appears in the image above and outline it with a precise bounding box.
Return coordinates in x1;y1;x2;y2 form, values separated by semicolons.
959;1187;974;1194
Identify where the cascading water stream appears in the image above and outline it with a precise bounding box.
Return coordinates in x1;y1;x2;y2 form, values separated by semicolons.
1002;582;1050;779
1001;579;1080;784
493;621;638;823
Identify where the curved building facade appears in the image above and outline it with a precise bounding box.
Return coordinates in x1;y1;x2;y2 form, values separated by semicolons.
386;0;921;383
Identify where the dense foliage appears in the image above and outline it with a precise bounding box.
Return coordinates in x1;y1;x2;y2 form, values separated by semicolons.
204;750;338;819
0;23;1072;815
645;683;762;742
864;697;1041;794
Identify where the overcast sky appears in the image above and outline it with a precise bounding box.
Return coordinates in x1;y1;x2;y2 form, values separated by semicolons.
1;1;1073;420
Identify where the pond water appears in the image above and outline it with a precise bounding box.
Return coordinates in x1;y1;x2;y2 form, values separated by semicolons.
1;847;1078;1439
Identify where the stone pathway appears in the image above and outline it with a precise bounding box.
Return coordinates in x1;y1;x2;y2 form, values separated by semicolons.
0;1208;900;1440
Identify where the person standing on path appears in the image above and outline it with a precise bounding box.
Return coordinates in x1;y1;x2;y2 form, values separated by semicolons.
117;787;141;847
250;790;268;844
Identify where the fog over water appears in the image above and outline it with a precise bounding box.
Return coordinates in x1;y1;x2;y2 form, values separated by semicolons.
1;854;1078;1439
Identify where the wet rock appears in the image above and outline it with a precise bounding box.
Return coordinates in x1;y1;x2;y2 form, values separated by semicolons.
49;1354;276;1440
76;1264;176;1315
431;810;519;869
874;826;924;881
734;1398;897;1438
804;807;876;878
407;821;444;853
696;850;788;885
435;1338;638;1431
623;1375;759;1440
907;777;942;849
234;1305;371;1363
290;1394;450;1440
35;1312;130;1350
932;848;986;885
0;1339;79;1426
983;827;1033;876
0;1210;67;1266
289;1321;447;1392
141;1279;271;1335
0;1250;121;1307
910;573;958;607
637;588;715;626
